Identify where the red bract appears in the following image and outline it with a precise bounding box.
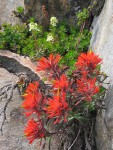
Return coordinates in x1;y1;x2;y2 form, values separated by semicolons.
24;119;46;144
77;77;100;101
53;74;68;91
22;82;44;117
75;51;102;75
22;92;42;109
37;54;60;71
25;82;39;94
44;93;70;124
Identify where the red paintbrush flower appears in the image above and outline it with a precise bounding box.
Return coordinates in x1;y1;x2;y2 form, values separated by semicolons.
77;77;100;101
44;93;70;124
22;82;45;117
22;92;43;117
75;51;102;75
53;74;68;91
25;82;39;94
37;54;60;71
24;119;46;144
22;92;42;109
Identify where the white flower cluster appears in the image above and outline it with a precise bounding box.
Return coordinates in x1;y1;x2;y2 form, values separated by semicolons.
29;22;40;31
50;17;58;26
46;33;54;42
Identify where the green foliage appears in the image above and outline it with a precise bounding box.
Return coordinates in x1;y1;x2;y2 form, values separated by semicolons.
68;113;83;122
0;24;28;52
16;6;24;15
28;17;36;23
77;8;89;26
0;18;91;69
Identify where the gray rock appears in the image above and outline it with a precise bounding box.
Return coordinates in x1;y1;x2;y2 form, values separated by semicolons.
90;0;113;149
0;68;38;150
24;0;105;26
0;52;48;149
0;0;105;27
77;0;105;16
0;0;24;26
91;0;113;86
0;50;42;82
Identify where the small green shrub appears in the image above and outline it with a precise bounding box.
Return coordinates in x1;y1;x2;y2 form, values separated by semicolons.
0;24;28;52
0;17;91;70
77;8;89;26
17;6;24;14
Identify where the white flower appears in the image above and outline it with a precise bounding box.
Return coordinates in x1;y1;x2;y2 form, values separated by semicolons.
46;33;54;42
29;22;40;31
50;17;58;26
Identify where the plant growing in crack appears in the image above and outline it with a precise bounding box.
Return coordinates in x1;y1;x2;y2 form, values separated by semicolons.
22;51;106;149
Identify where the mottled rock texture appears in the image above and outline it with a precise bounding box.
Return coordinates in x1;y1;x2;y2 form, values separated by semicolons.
0;50;41;81
0;51;47;150
77;0;105;16
24;0;105;26
91;0;113;149
0;68;38;150
0;0;24;25
0;0;105;26
91;0;113;85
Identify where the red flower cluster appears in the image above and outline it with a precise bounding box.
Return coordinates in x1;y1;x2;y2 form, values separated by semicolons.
44;93;70;124
77;78;100;101
22;51;103;144
37;54;61;79
22;82;44;117
75;51;102;76
74;51;101;101
37;55;70;124
22;82;47;144
53;74;68;92
37;54;60;71
24;119;46;144
25;82;39;94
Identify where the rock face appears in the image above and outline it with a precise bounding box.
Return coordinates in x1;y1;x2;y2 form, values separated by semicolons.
90;0;113;149
0;0;105;26
0;68;38;150
0;51;46;150
24;0;79;25
77;0;105;16
0;0;24;25
24;0;105;26
91;0;113;85
0;50;41;80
